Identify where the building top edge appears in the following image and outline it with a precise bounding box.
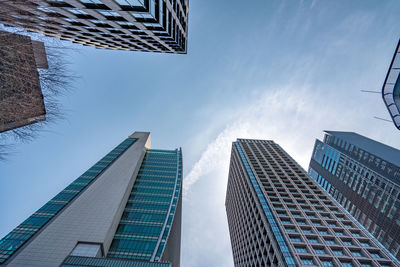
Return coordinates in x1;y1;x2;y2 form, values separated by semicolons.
324;130;400;166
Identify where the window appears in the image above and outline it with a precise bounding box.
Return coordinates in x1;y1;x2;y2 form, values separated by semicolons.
295;246;308;253
370;252;381;258
277;211;287;216
335;230;345;236
341;263;354;267
285;227;296;233
360;241;370;247
301;258;314;265
360;264;372;267
319;230;328;235
351;232;361;237
351;250;362;257
314;248;325;254
325;238;336;245
302;228;313;234
321;260;334;267
290;236;301;242
308;237;319;244
332;249;344;256
342;240;352;246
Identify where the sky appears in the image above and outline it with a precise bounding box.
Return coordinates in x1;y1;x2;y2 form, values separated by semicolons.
1;0;400;266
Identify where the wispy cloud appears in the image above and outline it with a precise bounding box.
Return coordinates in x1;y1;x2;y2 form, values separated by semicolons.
183;84;360;196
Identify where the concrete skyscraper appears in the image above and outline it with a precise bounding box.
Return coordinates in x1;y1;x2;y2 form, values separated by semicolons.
0;0;188;53
0;132;182;267
226;138;399;266
308;131;400;260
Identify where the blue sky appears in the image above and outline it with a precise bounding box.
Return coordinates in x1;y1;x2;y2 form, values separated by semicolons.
2;0;400;266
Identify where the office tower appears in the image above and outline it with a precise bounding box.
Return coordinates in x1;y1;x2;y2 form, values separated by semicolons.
308;131;400;260
0;132;182;267
0;0;188;53
226;138;399;266
382;39;400;130
0;31;48;133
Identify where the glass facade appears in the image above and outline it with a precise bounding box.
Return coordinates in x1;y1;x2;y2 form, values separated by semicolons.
107;149;182;262
0;138;137;264
61;255;171;267
382;38;400;130
309;132;400;260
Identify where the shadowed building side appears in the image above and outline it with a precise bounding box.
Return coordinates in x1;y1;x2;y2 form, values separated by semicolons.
0;31;47;133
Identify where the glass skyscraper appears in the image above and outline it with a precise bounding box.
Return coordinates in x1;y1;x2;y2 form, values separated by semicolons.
226;138;399;266
0;132;182;267
309;131;400;261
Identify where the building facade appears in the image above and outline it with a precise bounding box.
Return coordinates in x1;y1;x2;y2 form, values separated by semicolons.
226;138;399;266
0;0;188;53
0;132;182;267
0;31;47;133
308;131;400;261
382;39;400;130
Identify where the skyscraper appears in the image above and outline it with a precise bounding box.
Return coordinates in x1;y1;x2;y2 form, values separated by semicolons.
0;132;182;267
308;131;400;260
382;39;400;130
226;138;399;266
0;0;188;53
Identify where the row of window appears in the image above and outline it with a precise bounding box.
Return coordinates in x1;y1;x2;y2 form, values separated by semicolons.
108;149;180;261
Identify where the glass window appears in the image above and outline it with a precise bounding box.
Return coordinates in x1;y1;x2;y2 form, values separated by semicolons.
319;230;328;235
370;252;381;258
342;240;352;246
285;227;296;233
290;236;301;242
325;238;336;245
335;231;344;236
321;260;334;267
360;241;371;247
332;249;344;255
314;248;325;254
351;250;362;257
301;258;314;265
295;246;308;253
308;237;319;244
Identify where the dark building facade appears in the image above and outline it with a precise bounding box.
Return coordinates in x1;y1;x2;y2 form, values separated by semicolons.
382;39;400;130
308;131;400;261
0;0;188;53
0;132;182;267
226;138;399;266
0;31;47;133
